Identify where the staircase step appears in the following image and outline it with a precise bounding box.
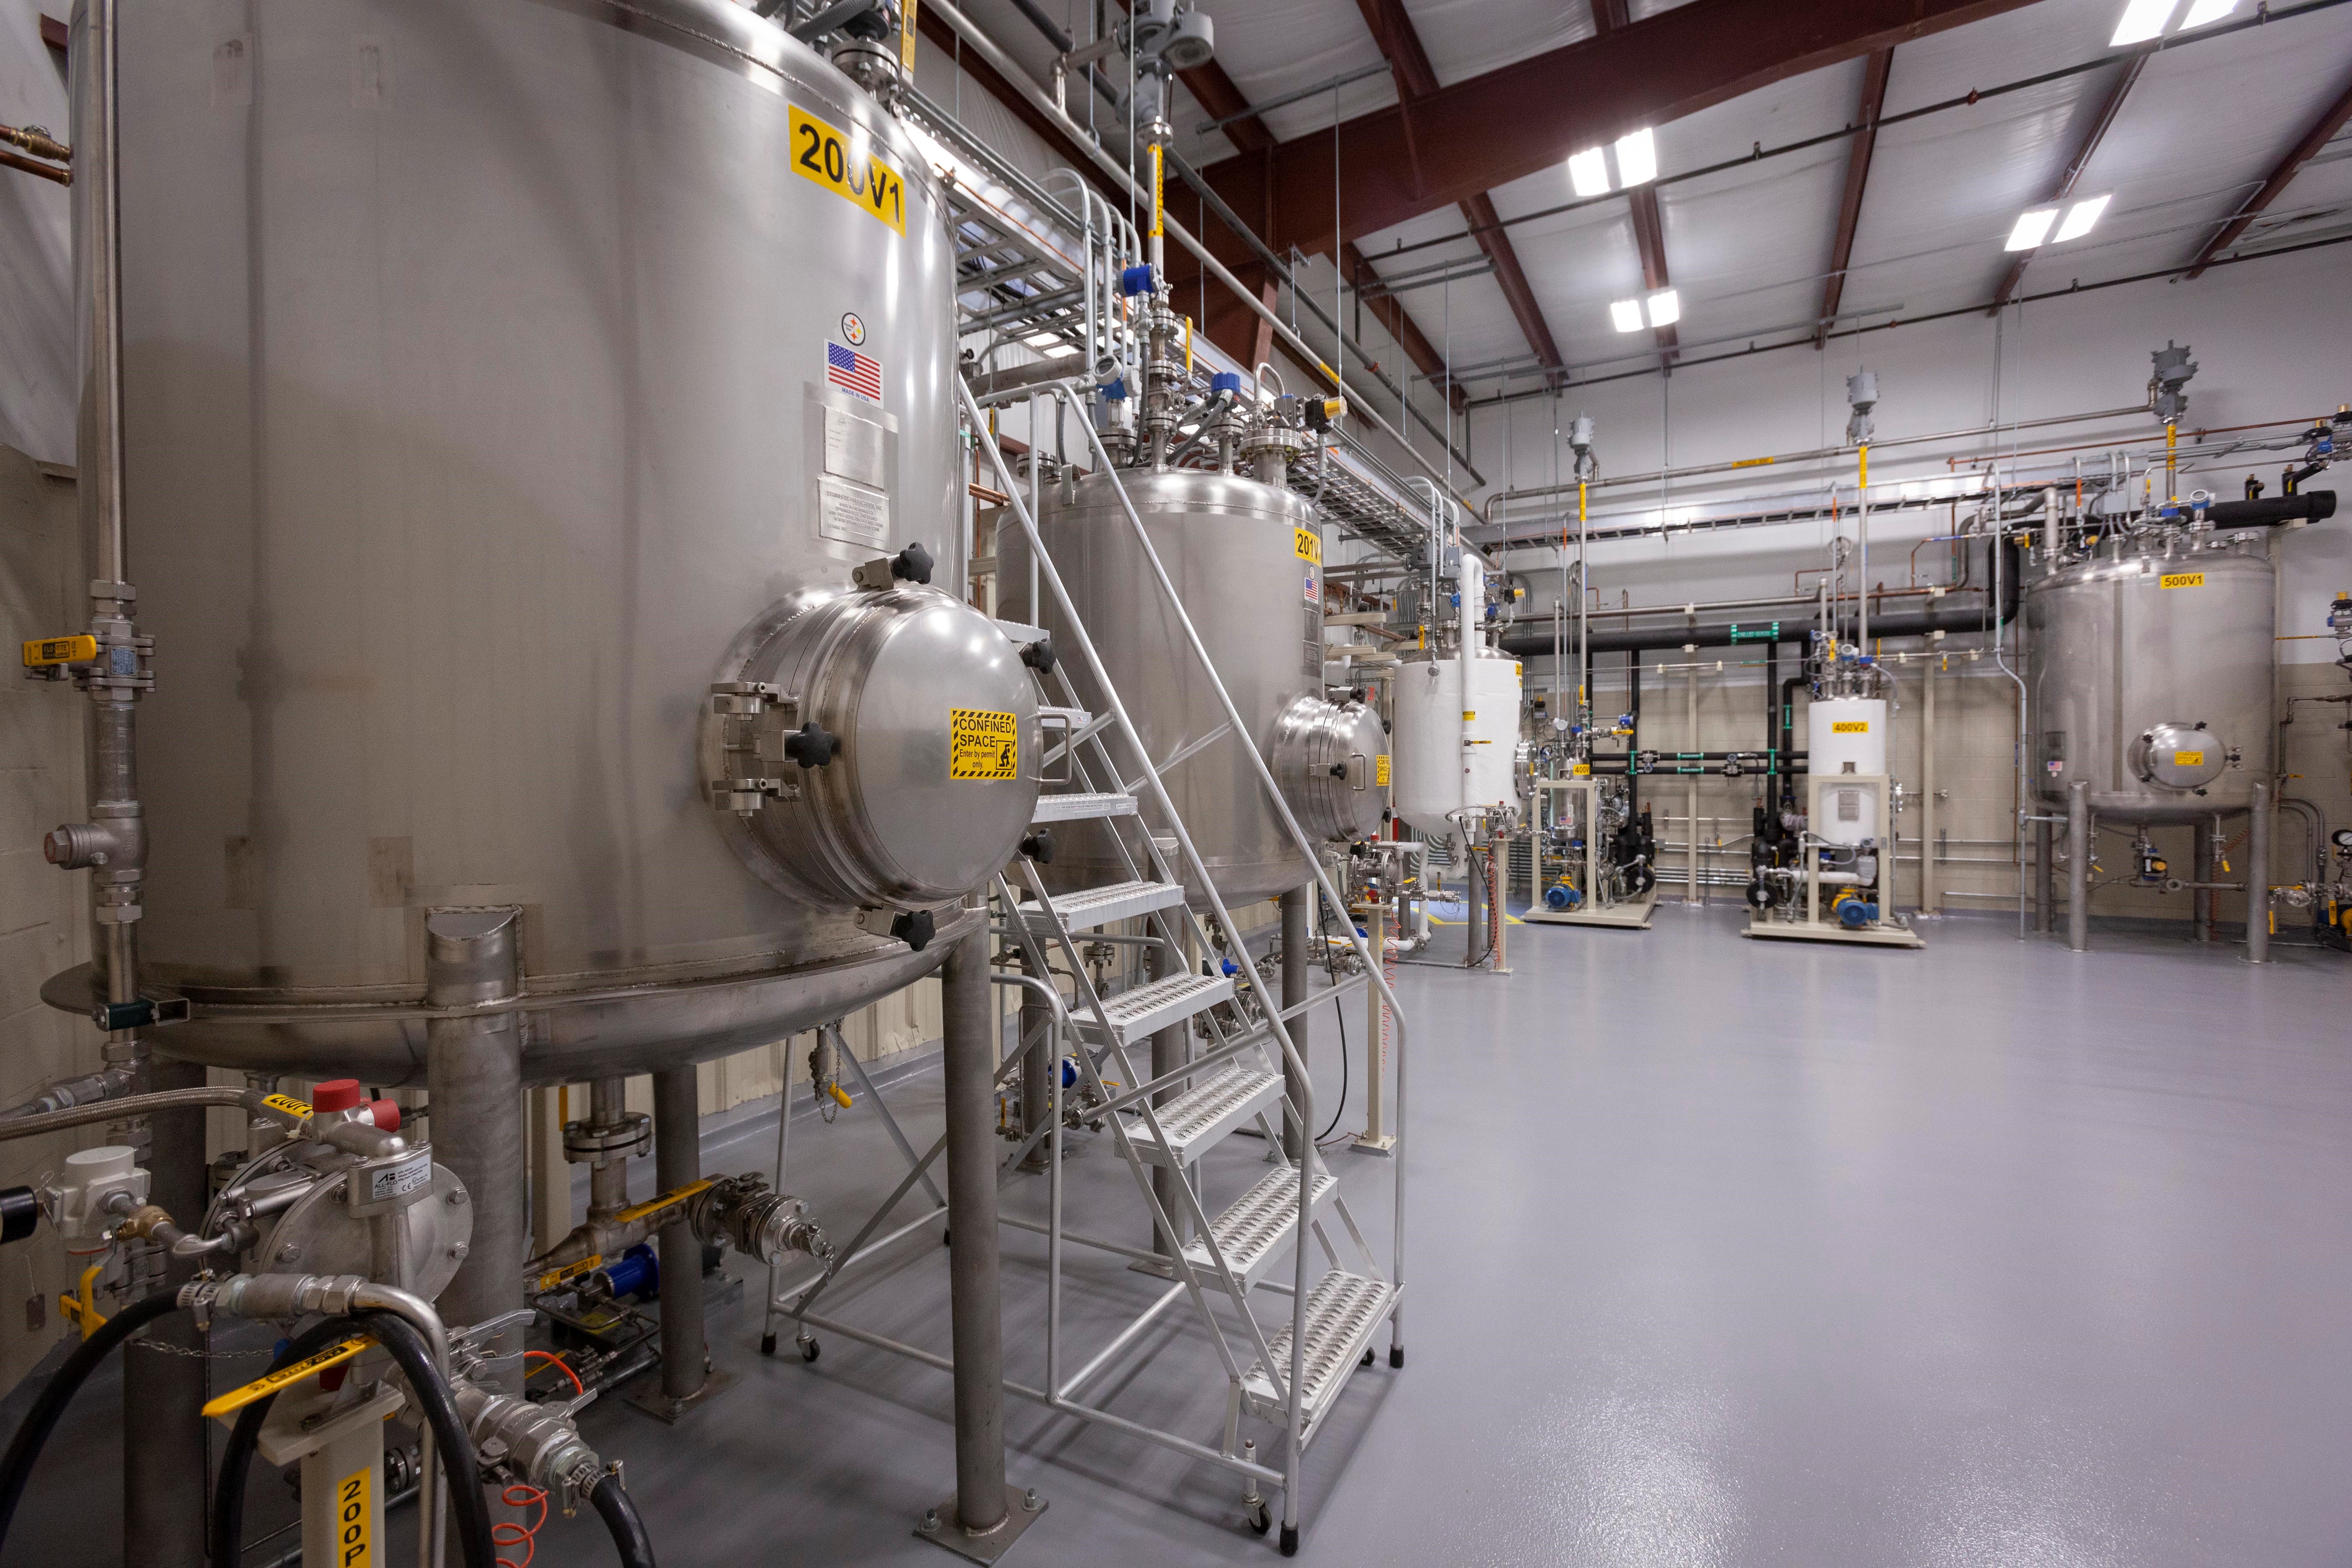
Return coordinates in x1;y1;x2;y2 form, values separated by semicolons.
1181;1163;1338;1291
1120;1065;1284;1170
1037;704;1092;729
1078;971;1232;1046
1016;879;1185;934
1238;1270;1398;1436
1030;791;1136;825
995;619;1048;645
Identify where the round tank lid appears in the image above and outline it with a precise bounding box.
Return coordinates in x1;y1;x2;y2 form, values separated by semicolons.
312;1078;363;1114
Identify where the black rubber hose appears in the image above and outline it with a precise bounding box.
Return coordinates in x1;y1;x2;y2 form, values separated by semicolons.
213;1315;361;1567
0;1289;183;1549
590;1473;659;1568
356;1310;498;1568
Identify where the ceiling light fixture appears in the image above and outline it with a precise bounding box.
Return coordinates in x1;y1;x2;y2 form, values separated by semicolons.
1568;147;1611;198
2005;208;2059;250
2110;0;2179;44
1614;128;1658;187
1609;299;1646;333
1645;289;1680;328
2179;0;2237;24
2052;193;2111;242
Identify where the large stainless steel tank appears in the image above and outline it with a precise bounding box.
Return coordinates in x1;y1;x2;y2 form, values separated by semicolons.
1003;467;1363;905
2026;533;2274;823
76;0;1039;1083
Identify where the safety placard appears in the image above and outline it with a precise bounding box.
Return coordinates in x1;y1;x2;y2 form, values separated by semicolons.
2160;572;2207;590
789;104;906;234
949;708;1020;781
336;1465;372;1566
1293;528;1322;563
2174;749;2206;767
1375;754;1391;787
1832;720;1871;734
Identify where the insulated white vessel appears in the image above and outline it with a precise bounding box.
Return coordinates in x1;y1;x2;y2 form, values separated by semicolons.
1393;652;1522;843
1806;697;1888;846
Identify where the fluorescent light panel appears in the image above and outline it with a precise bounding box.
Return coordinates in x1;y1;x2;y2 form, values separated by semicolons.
1568;147;1610;197
1614;128;1658;187
2005;208;2059;250
1645;289;1680;328
1609;299;1645;333
2179;0;2236;23
2111;0;2178;44
2053;193;2110;242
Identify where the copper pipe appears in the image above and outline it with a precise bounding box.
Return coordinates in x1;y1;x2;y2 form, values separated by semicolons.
0;146;68;185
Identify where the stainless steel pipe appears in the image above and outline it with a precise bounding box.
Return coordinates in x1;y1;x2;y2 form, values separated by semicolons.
423;907;526;1395
1019;948;1054;1173
939;923;1009;1537
2067;783;2091;953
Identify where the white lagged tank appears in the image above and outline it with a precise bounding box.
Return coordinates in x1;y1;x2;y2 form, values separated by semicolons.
1392;653;1523;843
1806;697;1888;847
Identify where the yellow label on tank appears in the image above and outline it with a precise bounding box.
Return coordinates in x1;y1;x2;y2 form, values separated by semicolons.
1293;529;1322;563
263;1093;311;1118
2173;749;2205;767
789;105;906;234
1375;755;1391;787
336;1461;372;1565
202;1336;372;1419
1832;720;1870;733
949;708;1020;780
899;0;919;67
2160;572;2206;590
1461;711;1476;721
21;634;95;667
1573;763;1591;776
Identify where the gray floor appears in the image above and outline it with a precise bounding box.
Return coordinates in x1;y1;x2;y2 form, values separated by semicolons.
13;904;2352;1565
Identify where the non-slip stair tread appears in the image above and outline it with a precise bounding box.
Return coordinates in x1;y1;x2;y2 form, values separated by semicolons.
1240;1269;1397;1431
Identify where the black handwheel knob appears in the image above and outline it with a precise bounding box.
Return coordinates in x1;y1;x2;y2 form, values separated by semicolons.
1021;828;1055;864
891;542;935;585
784;721;839;768
890;909;936;952
1328;763;1347;778
1021;636;1057;674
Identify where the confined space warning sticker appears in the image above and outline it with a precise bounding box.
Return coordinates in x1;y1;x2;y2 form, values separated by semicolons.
949;708;1019;781
1832;720;1871;733
1375;755;1392;787
2174;750;2206;767
2160;572;2207;589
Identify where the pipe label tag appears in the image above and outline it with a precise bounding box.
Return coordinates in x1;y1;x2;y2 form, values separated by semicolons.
949;708;1020;781
337;1462;371;1565
263;1093;312;1118
2160;572;2206;589
790;105;906;234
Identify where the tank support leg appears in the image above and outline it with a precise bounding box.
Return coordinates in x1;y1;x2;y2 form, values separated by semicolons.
122;1056;208;1568
2066;784;2091;954
425;907;527;1395
1279;885;1310;1162
2247;784;2272;965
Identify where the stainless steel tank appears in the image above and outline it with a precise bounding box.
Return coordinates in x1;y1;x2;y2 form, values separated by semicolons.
2026;532;2274;823
71;0;1039;1084
1002;467;1349;905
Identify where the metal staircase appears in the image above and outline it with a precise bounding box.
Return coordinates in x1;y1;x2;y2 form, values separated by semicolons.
763;373;1414;1556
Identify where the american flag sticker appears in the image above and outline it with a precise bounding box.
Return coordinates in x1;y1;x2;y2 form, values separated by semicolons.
828;341;883;404
1302;565;1320;606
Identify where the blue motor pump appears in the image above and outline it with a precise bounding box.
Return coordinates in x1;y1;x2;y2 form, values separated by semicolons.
1836;898;1880;929
1544;882;1583;911
592;1242;660;1302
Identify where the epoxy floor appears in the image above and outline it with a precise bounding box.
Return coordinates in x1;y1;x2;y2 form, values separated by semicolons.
12;904;2352;1565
